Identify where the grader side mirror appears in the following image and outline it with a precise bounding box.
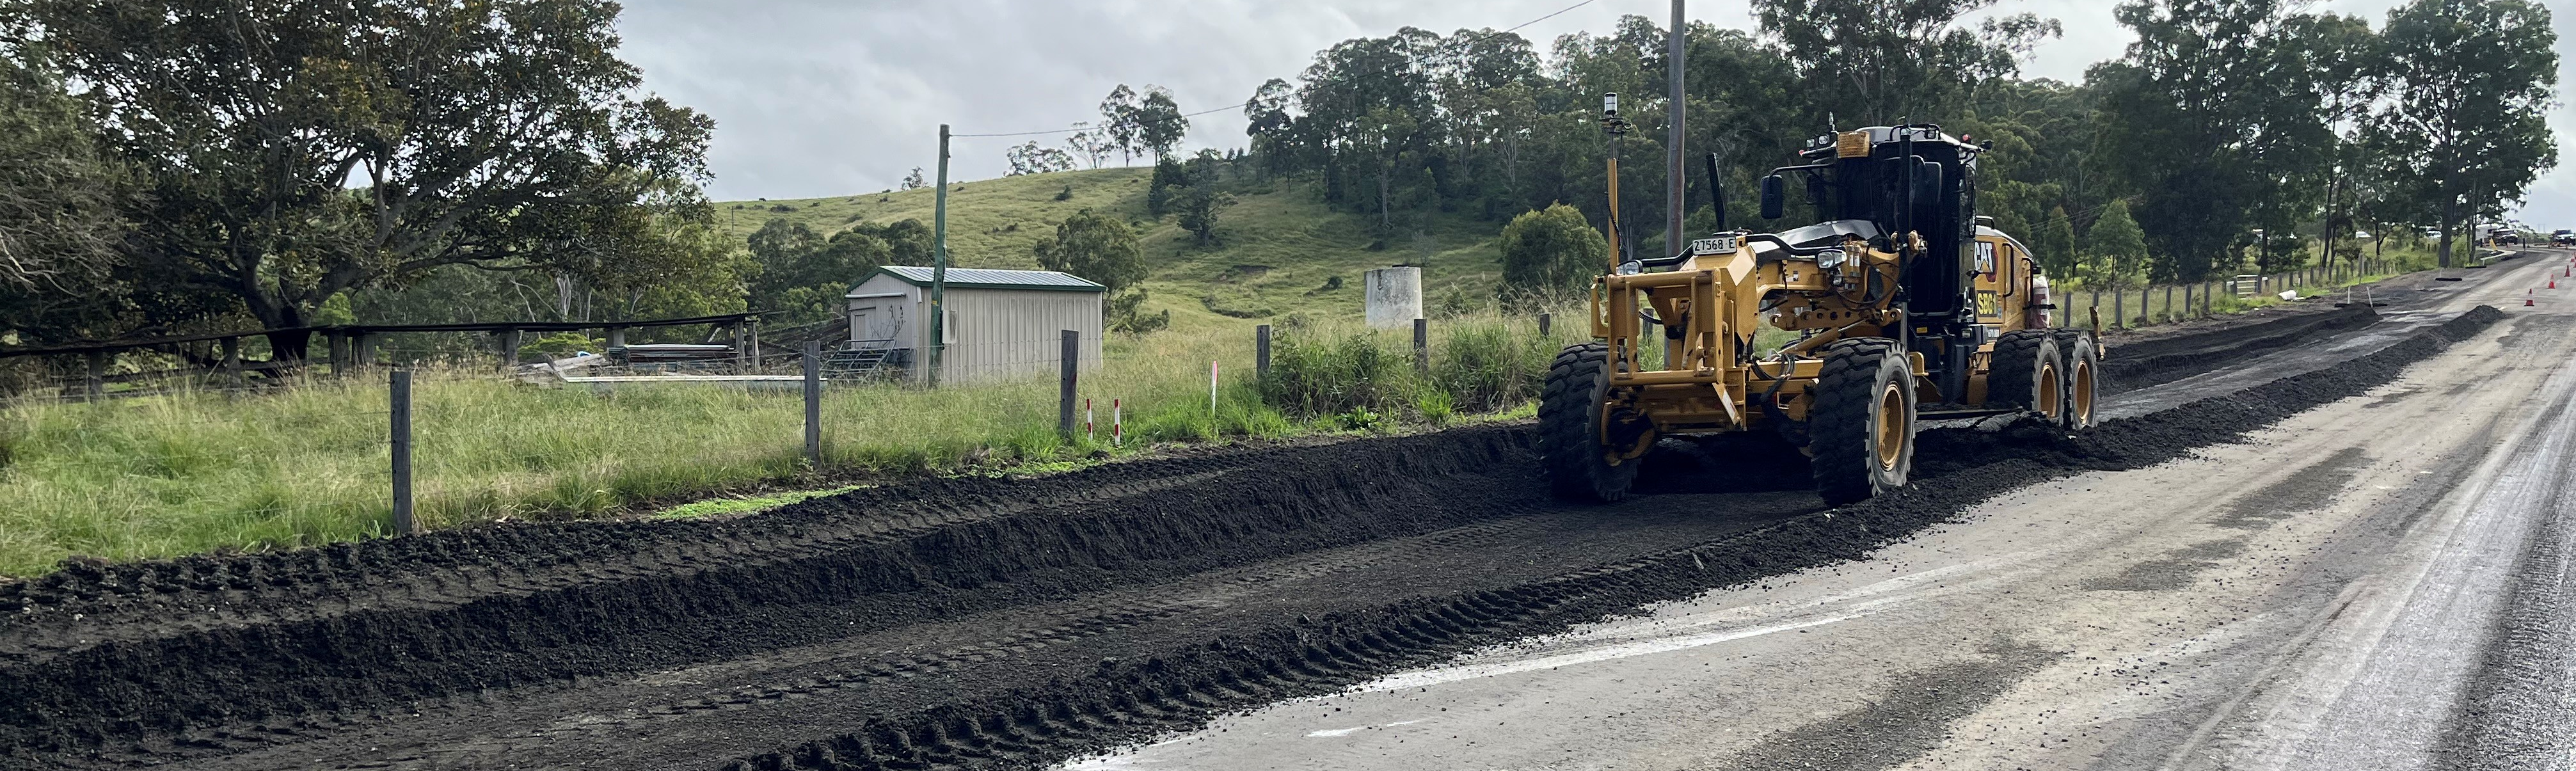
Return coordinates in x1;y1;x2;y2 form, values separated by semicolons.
1760;175;1785;220
1914;161;1944;207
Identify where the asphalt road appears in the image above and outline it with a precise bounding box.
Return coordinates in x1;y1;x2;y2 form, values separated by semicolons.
1065;250;2576;771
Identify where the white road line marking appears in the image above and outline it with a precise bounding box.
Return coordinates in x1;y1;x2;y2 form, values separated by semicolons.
1351;614;1857;693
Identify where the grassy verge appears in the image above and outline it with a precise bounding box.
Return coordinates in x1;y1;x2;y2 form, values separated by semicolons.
0;307;1577;576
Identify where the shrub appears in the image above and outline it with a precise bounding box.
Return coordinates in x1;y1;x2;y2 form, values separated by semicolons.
1429;319;1556;413
1259;325;1417;418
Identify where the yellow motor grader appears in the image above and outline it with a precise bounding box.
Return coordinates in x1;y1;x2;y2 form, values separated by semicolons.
1539;125;2099;505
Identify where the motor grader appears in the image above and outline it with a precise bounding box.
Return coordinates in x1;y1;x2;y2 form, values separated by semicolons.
1539;124;2098;505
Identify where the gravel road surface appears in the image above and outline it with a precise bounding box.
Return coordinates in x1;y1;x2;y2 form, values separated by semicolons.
1065;251;2576;771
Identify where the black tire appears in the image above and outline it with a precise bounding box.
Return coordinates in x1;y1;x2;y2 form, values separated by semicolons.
2052;330;2100;430
1538;342;1644;501
1808;338;1915;506
1987;330;2065;423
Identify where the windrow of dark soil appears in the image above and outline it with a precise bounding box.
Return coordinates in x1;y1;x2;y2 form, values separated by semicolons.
0;429;1549;759
2099;303;2382;393
713;305;2505;771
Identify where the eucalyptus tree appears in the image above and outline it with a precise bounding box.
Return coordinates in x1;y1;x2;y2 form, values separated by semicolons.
2366;0;2557;267
11;0;724;358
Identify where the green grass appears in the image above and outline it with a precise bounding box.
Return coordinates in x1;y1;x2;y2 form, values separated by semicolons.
0;306;1568;576
655;484;865;520
717;167;1522;338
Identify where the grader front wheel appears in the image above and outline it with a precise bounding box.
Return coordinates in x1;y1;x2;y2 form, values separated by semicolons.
1808;338;1916;506
1538;342;1644;502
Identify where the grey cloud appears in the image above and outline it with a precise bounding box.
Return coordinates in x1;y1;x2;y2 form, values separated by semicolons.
616;0;2572;227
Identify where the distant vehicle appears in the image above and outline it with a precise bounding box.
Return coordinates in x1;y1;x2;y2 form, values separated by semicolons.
2554;229;2574;246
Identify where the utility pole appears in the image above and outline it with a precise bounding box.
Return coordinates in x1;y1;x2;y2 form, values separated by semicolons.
1666;0;1686;255
929;124;951;387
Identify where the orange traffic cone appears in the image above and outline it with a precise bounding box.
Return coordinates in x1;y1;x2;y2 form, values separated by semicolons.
2528;298;2538;306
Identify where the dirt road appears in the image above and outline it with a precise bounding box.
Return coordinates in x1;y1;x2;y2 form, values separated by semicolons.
0;254;2554;771
1067;252;2576;770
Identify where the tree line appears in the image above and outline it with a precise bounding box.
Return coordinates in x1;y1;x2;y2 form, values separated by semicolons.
0;0;2557;362
1021;0;2556;296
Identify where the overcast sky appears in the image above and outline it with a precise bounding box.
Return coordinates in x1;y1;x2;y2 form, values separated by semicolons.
616;0;2576;227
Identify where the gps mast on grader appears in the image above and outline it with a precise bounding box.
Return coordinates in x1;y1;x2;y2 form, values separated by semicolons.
1538;118;2100;505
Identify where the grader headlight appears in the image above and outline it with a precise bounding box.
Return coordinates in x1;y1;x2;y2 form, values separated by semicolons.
1815;248;1849;270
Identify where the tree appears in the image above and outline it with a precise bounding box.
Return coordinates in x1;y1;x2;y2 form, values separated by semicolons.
900;168;927;189
1176;187;1236;246
1033;209;1159;334
2092;0;2332;282
1134;86;1189;162
2367;0;2557;267
13;0;724;360
2085;200;2149;290
2035;206;2079;280
1033;209;1145;294
1752;0;2062;125
1146;157;1189;217
0;54;130;346
1498;204;1609;296
1065;122;1115;169
745;219;888;325
1099;84;1141;165
1005;141;1074;175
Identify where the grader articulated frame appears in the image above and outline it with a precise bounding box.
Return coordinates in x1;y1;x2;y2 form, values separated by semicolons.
1539;124;2101;505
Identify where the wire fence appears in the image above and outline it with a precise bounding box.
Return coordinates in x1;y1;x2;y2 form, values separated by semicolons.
2055;257;2401;331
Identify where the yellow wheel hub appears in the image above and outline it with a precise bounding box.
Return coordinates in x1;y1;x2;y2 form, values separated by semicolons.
2072;360;2095;425
1875;383;1905;471
2037;363;2062;420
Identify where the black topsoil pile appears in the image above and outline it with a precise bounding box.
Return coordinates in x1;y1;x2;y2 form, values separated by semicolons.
0;305;2505;771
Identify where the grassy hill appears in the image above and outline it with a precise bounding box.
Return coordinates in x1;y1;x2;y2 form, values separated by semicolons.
714;167;1521;335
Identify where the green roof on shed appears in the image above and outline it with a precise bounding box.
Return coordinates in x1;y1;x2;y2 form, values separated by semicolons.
851;266;1106;294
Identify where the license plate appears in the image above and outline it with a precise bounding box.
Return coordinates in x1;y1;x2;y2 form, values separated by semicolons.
1689;235;1739;255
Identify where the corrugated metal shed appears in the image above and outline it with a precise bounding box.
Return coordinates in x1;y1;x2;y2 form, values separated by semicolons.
844;266;1106;383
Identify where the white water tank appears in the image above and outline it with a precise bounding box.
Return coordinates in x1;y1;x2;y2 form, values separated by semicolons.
1364;267;1422;329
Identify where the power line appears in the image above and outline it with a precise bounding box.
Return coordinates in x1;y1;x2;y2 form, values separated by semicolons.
949;0;1600;140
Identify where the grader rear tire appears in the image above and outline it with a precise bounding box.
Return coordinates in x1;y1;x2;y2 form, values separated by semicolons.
1987;330;2065;423
1808;338;1915;506
2053;330;2100;430
1538;342;1642;502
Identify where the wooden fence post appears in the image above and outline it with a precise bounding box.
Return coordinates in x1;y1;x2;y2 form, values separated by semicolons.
1058;330;1079;440
390;369;415;536
2113;288;2125;330
1539;312;1552;336
1413;318;1429;372
499;328;522;372
356;333;378;370
220;337;242;388
1255;324;1271;380
804;340;822;466
83;351;104;400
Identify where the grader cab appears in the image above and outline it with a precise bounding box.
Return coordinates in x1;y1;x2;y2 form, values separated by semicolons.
1539;124;2099;505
